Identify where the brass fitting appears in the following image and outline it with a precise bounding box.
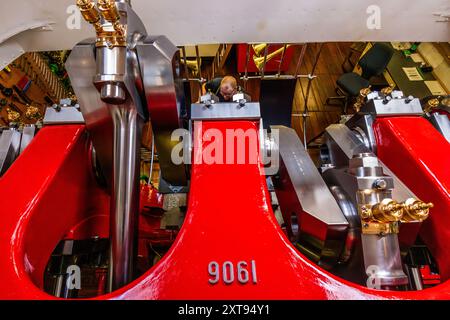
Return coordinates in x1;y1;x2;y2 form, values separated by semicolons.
359;198;404;235
97;0;126;37
359;197;432;234
76;0;103;33
402;198;433;222
97;0;120;22
365;198;404;223
381;84;395;96
25;104;41;120
360;87;372;97
353;86;371;112
424;98;440;113
76;0;126;48
6;108;21;122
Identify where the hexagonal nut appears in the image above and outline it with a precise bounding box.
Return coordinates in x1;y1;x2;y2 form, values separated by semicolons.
366;92;380;101
232;93;245;102
349;153;379;169
390;90;404;99
200;93;215;104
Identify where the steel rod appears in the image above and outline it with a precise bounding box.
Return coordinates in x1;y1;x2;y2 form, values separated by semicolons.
293;43;307;79
301;43;323;149
108;106;141;292
244;44;251;90
277;44;287;77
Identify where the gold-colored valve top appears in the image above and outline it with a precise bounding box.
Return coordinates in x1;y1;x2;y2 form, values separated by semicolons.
76;0;102;33
402;198;433;222
353;86;371;112
381;84;395;96
97;0;125;37
25;104;41;120
362;198;404;223
424;98;440;113
359;87;372;97
97;0;120;22
77;0;100;23
7;108;21;122
76;0;126;48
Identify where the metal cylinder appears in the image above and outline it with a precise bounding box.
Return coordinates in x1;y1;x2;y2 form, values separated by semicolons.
108;106;141;291
361;233;408;289
408;266;424;290
96;46;126;77
101;83;126;104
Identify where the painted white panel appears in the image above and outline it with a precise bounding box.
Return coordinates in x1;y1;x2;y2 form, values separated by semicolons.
0;0;448;54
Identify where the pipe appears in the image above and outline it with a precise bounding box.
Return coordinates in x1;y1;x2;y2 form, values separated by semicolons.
277;44;287;77
244;44;251;90
108;106;142;292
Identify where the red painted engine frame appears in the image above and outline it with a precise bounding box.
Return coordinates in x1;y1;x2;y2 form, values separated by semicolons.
373;116;450;281
1;120;450;299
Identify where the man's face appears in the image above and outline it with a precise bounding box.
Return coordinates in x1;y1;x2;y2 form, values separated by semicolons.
220;82;236;101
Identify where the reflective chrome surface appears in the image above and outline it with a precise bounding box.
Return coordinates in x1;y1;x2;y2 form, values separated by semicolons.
362;91;423;116
66;40;115;187
136;36;188;187
109;106;142;291
0;128;21;176
320;124;427;288
324;124;417;202
272;125;348;267
428;113;450;143
43;105;85;125
66;1;152;291
361;233;408;287
191;102;261;120
19;125;36;154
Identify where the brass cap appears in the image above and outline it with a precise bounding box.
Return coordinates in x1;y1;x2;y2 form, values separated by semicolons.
77;0;100;24
97;0;121;23
381;85;395;96
402;198;433;222
359;87;371;97
370;198;404;223
424;98;440;113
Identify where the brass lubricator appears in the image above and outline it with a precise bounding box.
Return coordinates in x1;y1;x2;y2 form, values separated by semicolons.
353;87;371;112
359;197;403;235
402;198;433;222
359;197;433;235
76;0;126;48
76;0;103;33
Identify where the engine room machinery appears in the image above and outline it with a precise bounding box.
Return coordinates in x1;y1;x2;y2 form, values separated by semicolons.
0;0;449;299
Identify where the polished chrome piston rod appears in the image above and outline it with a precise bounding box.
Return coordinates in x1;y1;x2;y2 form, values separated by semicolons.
108;105;142;292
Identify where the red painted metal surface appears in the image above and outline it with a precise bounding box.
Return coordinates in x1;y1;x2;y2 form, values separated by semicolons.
0;125;109;298
1;120;450;299
373;116;450;281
